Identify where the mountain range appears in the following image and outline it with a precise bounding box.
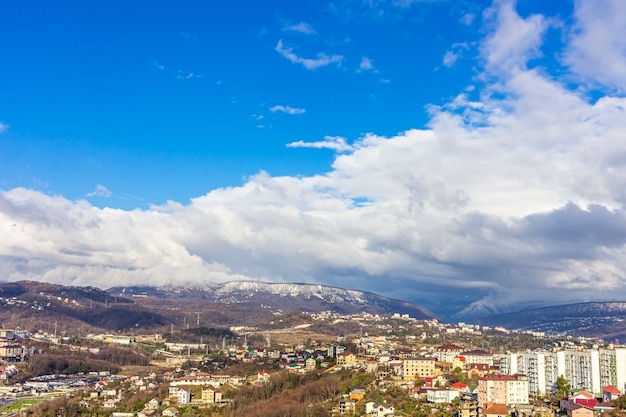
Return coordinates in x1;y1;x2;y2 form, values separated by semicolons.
475;301;626;341
108;281;437;320
3;280;626;341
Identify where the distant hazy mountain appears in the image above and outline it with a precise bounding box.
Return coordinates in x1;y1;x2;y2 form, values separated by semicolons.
475;301;626;341
451;300;509;322
450;300;555;323
10;280;626;341
109;281;437;320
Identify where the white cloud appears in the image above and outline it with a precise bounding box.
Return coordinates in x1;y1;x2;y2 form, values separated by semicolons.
393;0;434;8
0;122;8;134
442;43;470;68
270;105;306;115
286;135;353;152
442;51;458;68
177;71;201;80
480;0;547;74
358;57;376;72
86;184;112;198
4;1;626;316
275;39;343;70
283;22;316;35
461;12;475;26
563;0;626;92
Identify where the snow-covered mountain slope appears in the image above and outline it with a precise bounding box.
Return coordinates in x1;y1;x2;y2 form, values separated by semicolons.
111;281;437;320
451;301;508;322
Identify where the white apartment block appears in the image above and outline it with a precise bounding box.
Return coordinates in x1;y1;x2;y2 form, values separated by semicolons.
500;347;626;396
599;347;626;393
500;352;547;396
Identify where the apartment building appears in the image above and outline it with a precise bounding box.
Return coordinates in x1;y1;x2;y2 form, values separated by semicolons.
403;357;436;380
500;347;626;396
477;374;529;409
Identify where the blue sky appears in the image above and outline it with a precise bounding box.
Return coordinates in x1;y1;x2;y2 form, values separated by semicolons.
2;0;626;318
1;0;478;207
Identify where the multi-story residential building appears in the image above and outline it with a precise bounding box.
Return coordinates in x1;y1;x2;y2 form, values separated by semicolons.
458;401;479;417
477;375;529;409
336;352;358;367
0;343;26;362
177;387;191;404
337;399;356;415
462;350;494;366
201;388;222;403
599;347;626;393
562;349;600;394
500;347;623;396
544;351;560;395
500;352;547;395
403;357;436;380
507;375;530;406
436;344;465;362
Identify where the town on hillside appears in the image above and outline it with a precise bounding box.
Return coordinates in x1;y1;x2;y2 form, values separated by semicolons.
1;310;626;417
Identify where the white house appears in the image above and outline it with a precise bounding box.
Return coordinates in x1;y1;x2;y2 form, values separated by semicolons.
365;401;396;416
177;387;191;404
162;408;179;417
426;388;460;404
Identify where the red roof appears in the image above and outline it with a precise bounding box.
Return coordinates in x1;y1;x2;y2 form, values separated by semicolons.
603;385;621;395
451;382;468;388
483;404;508;415
480;374;517;381
437;344;465;351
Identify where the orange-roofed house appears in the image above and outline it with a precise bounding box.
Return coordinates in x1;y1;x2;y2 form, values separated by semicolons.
570;390;597;409
451;382;470;393
602;385;621;402
482;403;508;417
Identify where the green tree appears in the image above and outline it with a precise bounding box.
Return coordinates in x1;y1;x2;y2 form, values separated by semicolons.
556;375;570;398
616;394;626;410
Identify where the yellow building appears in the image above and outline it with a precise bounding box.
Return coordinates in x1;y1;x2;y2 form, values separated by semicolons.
336;352;358;366
403;357;436;380
201;388;222;403
349;387;366;401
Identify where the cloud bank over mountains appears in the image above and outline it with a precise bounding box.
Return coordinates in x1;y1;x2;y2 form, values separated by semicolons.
2;0;626;314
